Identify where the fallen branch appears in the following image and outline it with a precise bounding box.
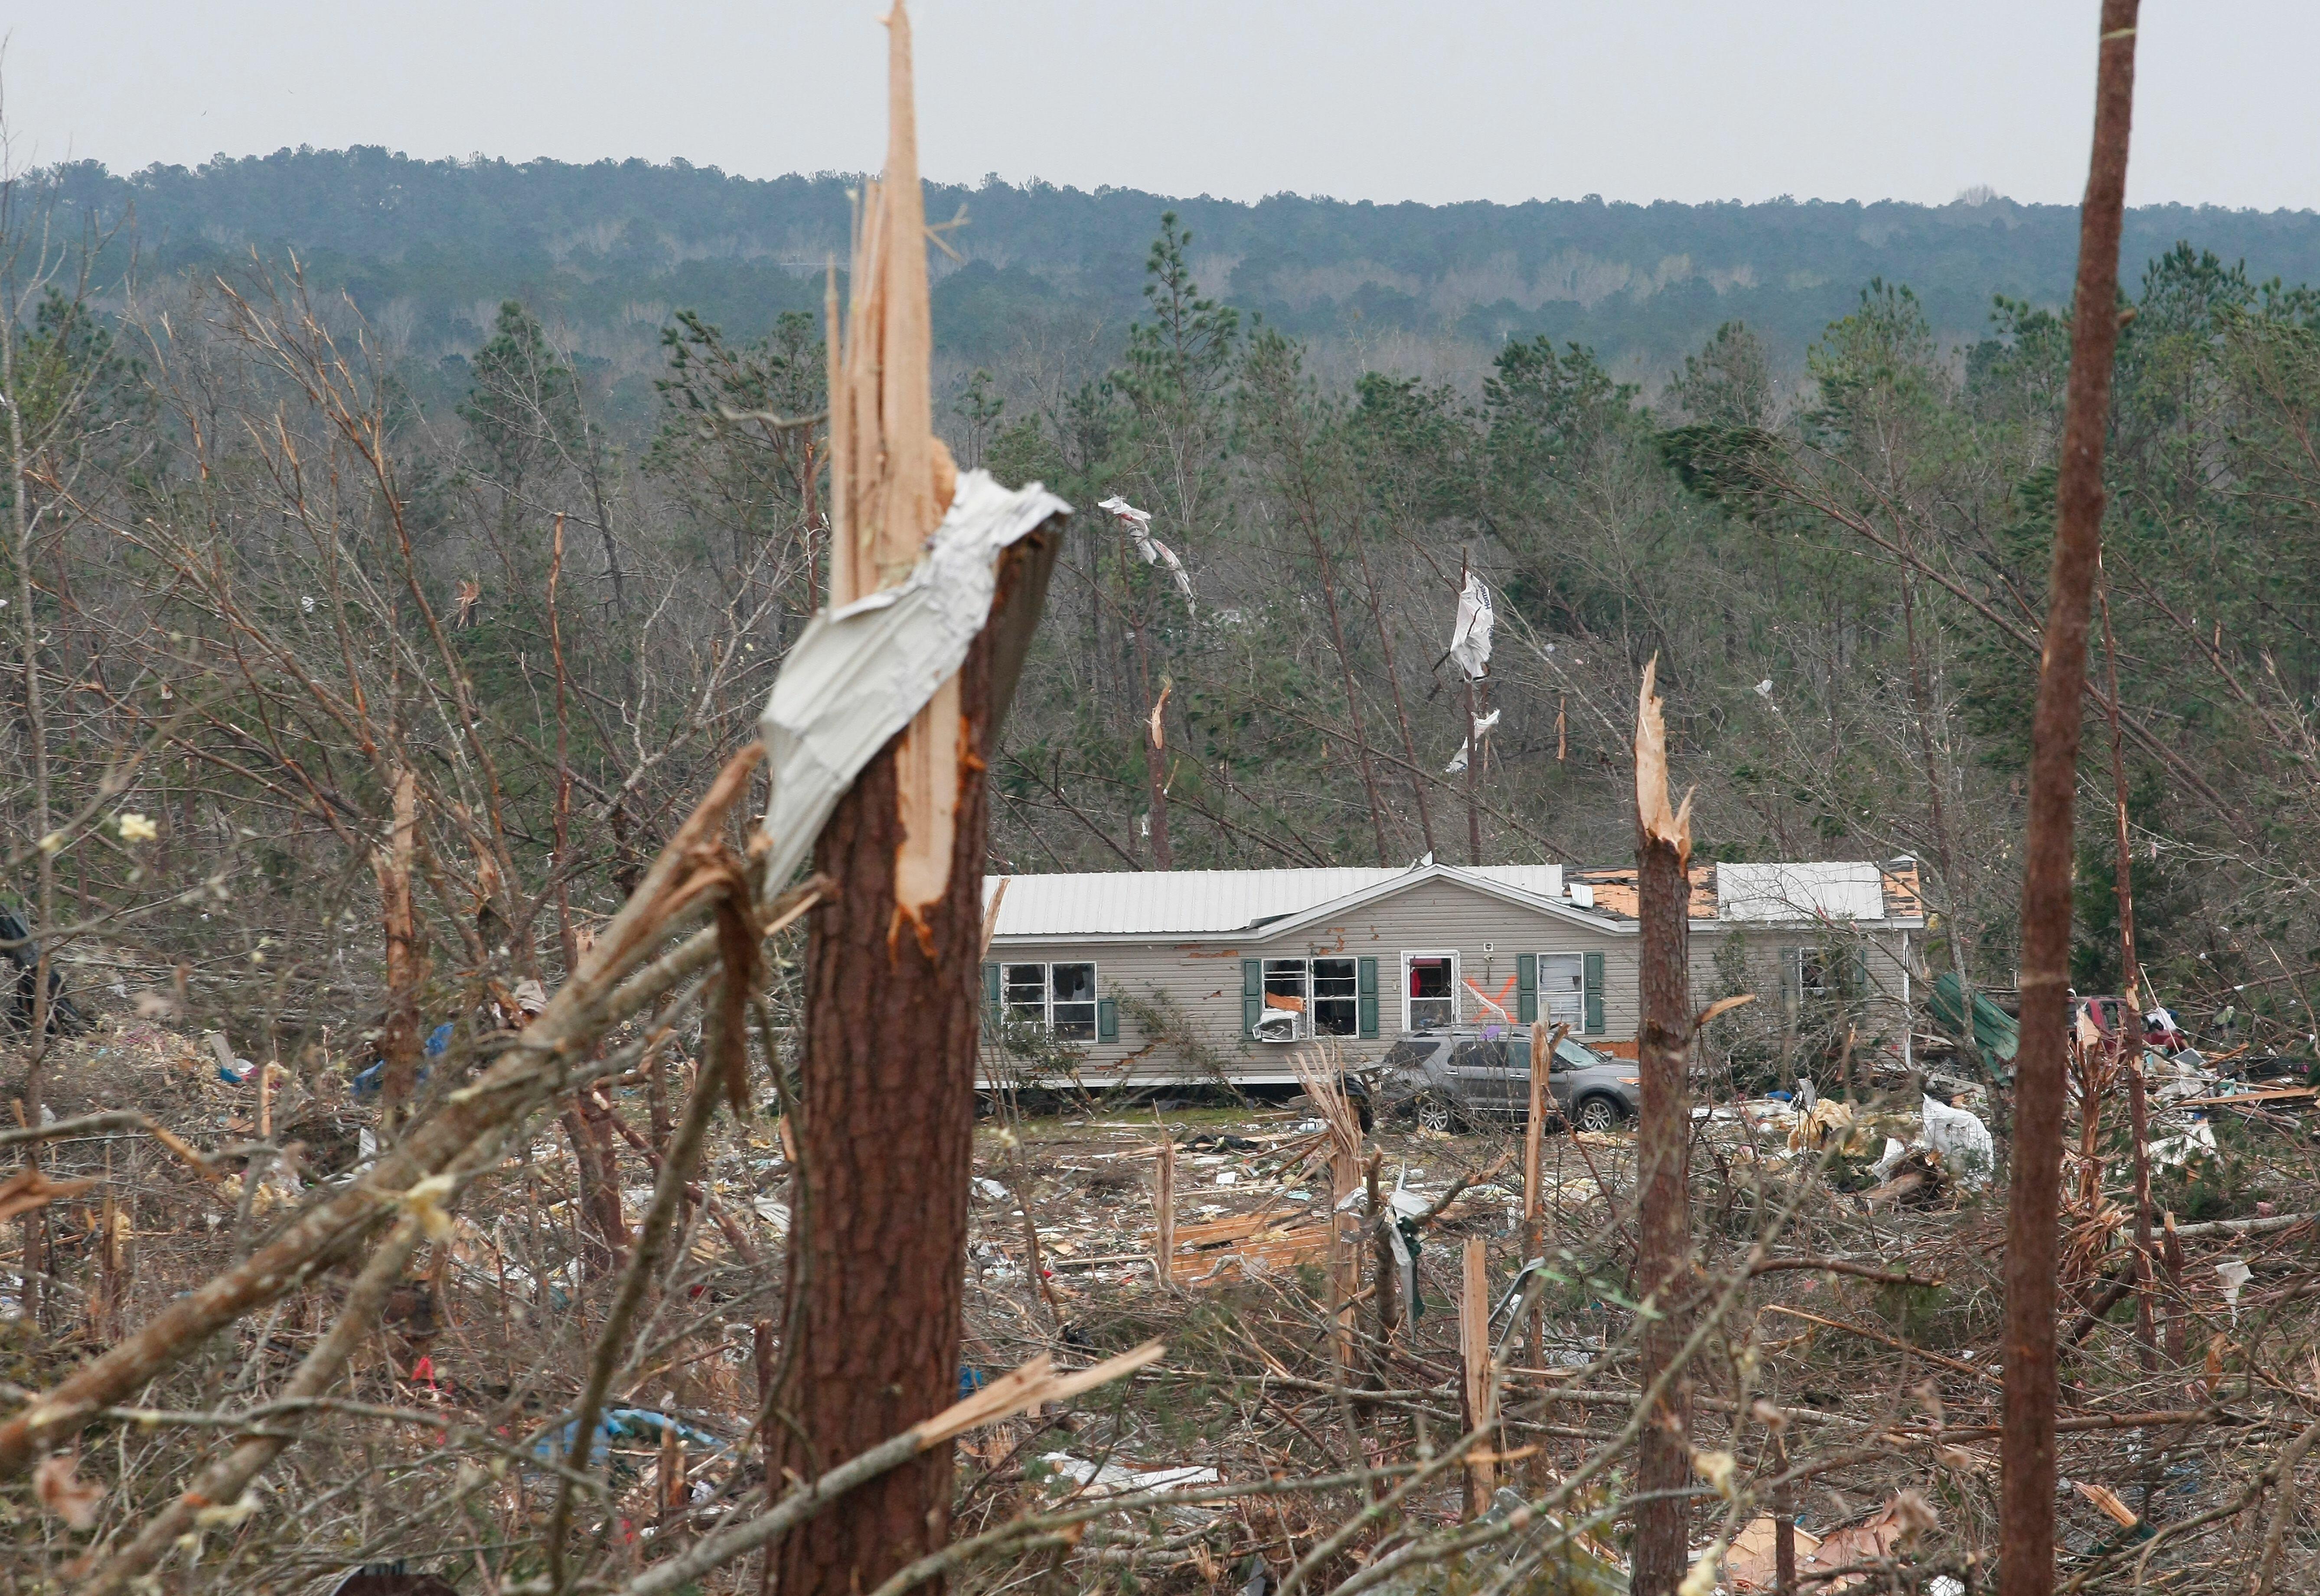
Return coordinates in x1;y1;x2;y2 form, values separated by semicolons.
611;1341;1165;1596
1749;1256;1945;1288
0;745;769;1480
1757;1303;1997;1383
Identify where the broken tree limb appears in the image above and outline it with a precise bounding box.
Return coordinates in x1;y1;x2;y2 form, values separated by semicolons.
547;856;757;1588
2001;10;2139;1596
73;1215;431;1596
624;1342;1164;1596
1460;1236;1496;1516
0;744;767;1480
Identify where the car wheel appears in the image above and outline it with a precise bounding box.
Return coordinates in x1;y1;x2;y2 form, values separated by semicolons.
1573;1095;1625;1134
1415;1097;1456;1135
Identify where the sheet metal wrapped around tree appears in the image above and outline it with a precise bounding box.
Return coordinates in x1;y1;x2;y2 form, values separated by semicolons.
754;469;1069;885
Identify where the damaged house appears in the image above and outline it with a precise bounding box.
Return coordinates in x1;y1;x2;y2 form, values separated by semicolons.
979;858;1927;1088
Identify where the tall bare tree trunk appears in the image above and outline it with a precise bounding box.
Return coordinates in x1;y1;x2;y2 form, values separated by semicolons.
2098;581;2157;1371
1311;551;1390;864
1130;613;1174;868
375;767;422;1130
2000;11;2138;1596
1631;658;1694;1596
4;287;52;1323
1462;674;1485;865
1899;557;1988;1086
1354;532;1436;855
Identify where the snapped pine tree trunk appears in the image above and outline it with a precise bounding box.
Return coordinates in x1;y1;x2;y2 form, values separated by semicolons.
772;631;995;1593
1630;658;1694;1596
766;10;1055;1592
2000;10;2138;1596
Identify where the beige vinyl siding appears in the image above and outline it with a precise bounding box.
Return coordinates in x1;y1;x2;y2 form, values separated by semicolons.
982;875;1638;1087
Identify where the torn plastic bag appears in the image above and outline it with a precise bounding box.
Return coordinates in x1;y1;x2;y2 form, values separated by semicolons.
757;470;1070;885
1922;1093;1994;1186
1443;708;1500;775
1096;494;1195;617
351;1022;455;1101
1447;571;1494;680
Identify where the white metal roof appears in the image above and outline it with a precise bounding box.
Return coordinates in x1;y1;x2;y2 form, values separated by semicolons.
1716;861;1889;924
984;863;1566;939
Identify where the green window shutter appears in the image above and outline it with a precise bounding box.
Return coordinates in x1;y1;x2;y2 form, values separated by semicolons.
1582;951;1605;1034
1516;954;1538;1024
1357;956;1380;1038
1242;958;1263;1037
982;962;1001;1022
1849;944;1871;1002
1779;947;1800;1008
1097;997;1119;1043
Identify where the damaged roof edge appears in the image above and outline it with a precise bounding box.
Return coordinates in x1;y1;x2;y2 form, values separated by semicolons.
984;861;1633;943
1573;856;1927;928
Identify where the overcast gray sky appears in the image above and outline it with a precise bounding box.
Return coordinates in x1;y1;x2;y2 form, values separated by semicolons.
9;3;2317;209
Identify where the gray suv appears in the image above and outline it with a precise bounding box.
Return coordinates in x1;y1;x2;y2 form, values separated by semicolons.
1368;1028;1641;1134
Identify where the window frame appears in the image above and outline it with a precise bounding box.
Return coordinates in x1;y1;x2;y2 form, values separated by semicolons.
1402;950;1461;1034
999;960;1101;1039
1259;956;1361;1040
1311;956;1359;1038
1794;947;1834;1000
1537;951;1586;1031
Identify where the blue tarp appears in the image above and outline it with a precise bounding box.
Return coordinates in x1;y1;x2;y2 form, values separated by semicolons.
351;1022;453;1101
536;1407;727;1466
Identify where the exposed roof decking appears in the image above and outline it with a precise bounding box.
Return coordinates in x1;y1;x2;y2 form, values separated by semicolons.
1572;858;1925;927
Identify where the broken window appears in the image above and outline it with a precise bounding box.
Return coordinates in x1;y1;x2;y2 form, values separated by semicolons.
1261;957;1359;1038
1405;952;1458;1032
1001;962;1100;1040
1049;963;1098;1040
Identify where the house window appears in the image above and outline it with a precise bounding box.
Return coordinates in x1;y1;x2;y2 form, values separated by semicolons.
1540;953;1585;1030
1263;957;1359;1038
1794;948;1834;1000
1404;952;1458;1032
1002;962;1100;1040
1312;958;1358;1036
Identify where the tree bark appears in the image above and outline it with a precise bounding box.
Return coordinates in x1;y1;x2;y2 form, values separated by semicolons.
2000;10;2138;1596
770;628;992;1595
1631;659;1694;1596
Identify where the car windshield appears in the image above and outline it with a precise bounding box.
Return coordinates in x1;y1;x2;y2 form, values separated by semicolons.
1553;1036;1608;1070
1381;1039;1441;1071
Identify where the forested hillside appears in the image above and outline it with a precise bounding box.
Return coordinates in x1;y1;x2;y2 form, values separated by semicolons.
13;149;2320;1052
52;146;2320;396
